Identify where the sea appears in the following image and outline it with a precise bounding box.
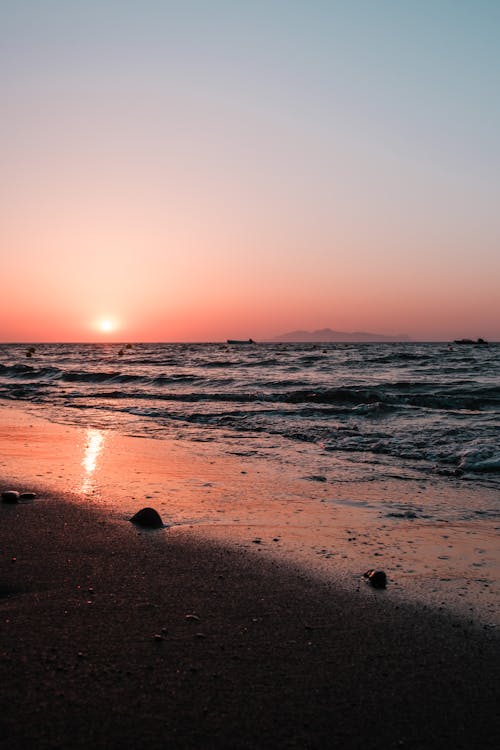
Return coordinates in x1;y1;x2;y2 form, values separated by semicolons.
1;341;499;493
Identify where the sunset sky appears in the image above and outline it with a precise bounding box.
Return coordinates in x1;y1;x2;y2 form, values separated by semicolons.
1;1;499;342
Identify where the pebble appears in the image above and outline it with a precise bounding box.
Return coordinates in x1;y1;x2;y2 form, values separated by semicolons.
129;507;164;529
20;492;37;500
363;569;388;589
2;490;20;504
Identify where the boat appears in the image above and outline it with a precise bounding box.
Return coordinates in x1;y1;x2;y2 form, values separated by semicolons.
453;338;489;346
227;338;255;345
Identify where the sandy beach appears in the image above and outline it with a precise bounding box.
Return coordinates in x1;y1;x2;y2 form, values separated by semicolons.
1;401;499;625
1;401;499;748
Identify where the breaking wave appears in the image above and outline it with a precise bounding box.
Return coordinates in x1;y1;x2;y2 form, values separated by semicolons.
1;341;499;485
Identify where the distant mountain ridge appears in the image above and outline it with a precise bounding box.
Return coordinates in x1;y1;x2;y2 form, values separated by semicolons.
270;328;411;343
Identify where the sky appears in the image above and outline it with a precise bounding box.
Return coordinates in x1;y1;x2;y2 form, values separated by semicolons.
1;0;499;342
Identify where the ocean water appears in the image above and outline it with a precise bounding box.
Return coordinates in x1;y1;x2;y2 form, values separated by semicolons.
1;341;499;490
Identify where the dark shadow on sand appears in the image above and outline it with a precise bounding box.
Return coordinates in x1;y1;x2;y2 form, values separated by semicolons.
1;489;499;749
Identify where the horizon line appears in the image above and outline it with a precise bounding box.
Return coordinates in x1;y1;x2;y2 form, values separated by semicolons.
1;339;498;346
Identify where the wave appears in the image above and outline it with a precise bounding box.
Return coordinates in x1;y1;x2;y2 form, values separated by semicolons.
1;367;499;411
62;370;144;383
0;363;61;378
87;400;500;476
1;342;499;487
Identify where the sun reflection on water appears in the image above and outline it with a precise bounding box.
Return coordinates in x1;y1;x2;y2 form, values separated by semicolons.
81;428;105;493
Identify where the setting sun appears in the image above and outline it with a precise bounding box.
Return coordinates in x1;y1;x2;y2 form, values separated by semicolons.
97;318;117;334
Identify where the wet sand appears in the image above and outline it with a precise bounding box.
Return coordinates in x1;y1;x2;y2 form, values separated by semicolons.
1;402;500;747
1;401;499;625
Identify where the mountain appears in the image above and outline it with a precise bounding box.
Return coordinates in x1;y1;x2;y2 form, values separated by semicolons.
270;328;411;343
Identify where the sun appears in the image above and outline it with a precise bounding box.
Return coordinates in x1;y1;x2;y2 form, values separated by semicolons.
97;318;117;334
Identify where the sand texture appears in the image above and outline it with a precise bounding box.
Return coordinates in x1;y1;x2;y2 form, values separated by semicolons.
1;488;499;750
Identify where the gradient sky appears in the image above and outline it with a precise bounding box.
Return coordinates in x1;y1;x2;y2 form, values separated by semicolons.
1;0;499;342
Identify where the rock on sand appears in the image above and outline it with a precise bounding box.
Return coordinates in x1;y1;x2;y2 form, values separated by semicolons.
2;490;20;504
129;507;164;529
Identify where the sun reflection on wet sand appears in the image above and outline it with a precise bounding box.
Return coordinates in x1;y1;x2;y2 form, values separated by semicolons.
81;428;105;493
1;404;499;625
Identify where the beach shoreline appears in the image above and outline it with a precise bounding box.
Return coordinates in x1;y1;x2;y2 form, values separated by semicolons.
1;400;500;747
1;399;498;626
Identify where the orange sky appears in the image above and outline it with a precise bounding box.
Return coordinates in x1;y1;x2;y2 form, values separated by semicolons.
1;2;499;342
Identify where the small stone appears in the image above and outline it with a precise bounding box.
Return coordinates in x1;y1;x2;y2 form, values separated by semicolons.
19;492;36;500
129;507;164;529
153;634;164;642
363;569;387;589
185;614;200;622
2;490;20;504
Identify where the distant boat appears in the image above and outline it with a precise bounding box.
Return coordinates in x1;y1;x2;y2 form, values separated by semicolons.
453;338;489;345
227;338;255;345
